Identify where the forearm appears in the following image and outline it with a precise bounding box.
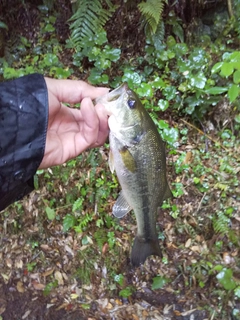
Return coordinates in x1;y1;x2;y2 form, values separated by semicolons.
0;73;48;211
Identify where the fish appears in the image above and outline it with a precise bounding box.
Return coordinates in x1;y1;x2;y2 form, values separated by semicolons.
96;83;172;267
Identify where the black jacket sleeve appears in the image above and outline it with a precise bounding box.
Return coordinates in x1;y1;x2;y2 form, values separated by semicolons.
0;73;48;211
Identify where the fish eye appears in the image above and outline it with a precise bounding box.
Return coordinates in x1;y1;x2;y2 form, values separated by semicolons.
127;99;136;109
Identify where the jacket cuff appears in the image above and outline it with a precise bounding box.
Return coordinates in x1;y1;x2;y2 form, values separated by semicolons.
0;73;48;211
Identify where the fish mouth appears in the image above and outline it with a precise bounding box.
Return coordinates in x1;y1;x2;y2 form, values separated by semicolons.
106;83;129;102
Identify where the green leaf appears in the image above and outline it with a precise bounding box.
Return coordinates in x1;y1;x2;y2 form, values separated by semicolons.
228;84;239;103
158;119;169;129
63;214;76;232
43;53;59;66
163;86;176;100
119;286;133;298
43;23;55;32
166;35;176;48
152;77;166;88
211;62;223;73
220;62;234;77
216;268;236;290
173;43;188;56
122;70;142;86
104;46;121;62
158;99;169;111
45;207;56;220
233;70;240;84
152;276;170;290
136;83;153;97
234;286;240;298
205;87;228;95
114;274;124;286
162;127;179;144
228;51;240;62
190;73;207;89
172;23;184;42
235;114;240;123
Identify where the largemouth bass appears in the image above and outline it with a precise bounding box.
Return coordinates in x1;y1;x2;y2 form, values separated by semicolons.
97;83;172;266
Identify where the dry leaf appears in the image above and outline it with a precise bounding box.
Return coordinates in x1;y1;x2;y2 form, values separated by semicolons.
42;268;54;277
184;151;192;164
5;258;12;268
190;245;201;253
15;259;23;269
40;244;51;251
54;270;64;285
185;238;192;248
32;281;45;290
102;243;109;254
223;252;234;264
17;281;25;293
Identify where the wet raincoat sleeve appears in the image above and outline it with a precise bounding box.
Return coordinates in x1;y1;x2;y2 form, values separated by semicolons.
0;74;48;211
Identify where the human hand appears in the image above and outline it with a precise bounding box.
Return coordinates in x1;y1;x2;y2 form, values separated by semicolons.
39;78;109;169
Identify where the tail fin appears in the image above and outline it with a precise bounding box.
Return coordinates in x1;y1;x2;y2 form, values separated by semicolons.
131;236;162;267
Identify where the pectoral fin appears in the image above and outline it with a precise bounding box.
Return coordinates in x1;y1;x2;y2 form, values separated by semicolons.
112;191;132;218
120;146;136;173
108;149;115;173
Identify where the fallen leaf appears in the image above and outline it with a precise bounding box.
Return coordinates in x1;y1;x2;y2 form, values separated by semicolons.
17;281;25;293
54;270;64;285
42;269;54;277
5;258;12;268
15;259;23;269
40;244;52;251
185;238;192;248
32;281;45;290
190;245;201;253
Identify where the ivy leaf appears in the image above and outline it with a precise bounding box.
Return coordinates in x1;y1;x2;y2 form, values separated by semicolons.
119;286;133;298
235;114;240;123
211;62;223;74
158;99;169;111
163;86;176;100
216;268;236;290
162;127;179;145
234;286;240;298
228;84;239;103
190;73;207;89
137;83;153;97
63;214;76;232
152;276;170;290
221;62;234;77
233;70;240;84
45;207;56;221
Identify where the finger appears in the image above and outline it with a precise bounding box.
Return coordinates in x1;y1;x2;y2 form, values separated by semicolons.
94;103;109;146
77;97;100;147
45;77;109;104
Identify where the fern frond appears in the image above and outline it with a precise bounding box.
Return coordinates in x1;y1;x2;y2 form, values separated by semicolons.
138;0;165;34
213;211;230;234
69;0;117;48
